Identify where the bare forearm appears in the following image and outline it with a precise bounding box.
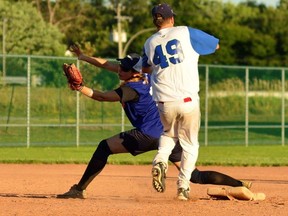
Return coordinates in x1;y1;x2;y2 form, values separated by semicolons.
79;86;94;98
79;86;106;101
79;86;120;102
69;44;118;72
78;54;118;72
78;54;106;67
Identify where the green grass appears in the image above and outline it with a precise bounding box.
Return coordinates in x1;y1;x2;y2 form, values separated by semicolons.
0;145;287;166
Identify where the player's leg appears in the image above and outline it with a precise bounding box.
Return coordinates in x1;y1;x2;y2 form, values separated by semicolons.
170;144;251;188
152;103;178;192
76;134;127;191
153;102;179;170
57;129;159;199
171;160;251;188
153;103;177;167
176;99;200;200
77;129;159;191
152;135;177;192
57;133;126;198
190;168;251;187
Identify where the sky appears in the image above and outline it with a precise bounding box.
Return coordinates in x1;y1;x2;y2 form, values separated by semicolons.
222;0;278;7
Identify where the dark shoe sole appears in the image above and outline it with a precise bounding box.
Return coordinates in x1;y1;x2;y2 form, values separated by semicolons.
152;165;165;192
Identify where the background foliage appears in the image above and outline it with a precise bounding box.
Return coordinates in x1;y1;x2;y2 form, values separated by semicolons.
0;0;288;65
0;0;288;90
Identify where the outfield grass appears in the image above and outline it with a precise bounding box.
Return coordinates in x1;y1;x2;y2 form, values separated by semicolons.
0;145;287;166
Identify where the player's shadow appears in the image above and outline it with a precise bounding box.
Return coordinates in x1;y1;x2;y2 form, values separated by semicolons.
0;193;55;199
0;193;134;200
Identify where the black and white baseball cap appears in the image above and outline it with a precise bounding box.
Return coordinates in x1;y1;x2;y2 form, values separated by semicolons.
117;53;142;72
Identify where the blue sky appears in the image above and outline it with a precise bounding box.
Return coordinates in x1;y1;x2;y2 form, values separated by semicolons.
222;0;278;7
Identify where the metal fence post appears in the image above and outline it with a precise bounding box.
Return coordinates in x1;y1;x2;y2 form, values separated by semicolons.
76;60;80;147
27;56;31;148
281;68;285;146
204;65;209;146
245;67;249;147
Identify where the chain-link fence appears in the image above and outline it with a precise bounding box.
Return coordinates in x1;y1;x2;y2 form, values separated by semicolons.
0;54;287;147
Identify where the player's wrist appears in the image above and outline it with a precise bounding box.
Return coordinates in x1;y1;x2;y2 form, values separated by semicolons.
78;54;85;61
78;86;93;97
77;84;84;91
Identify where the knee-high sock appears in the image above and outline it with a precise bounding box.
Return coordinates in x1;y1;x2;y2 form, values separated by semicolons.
190;168;243;187
77;140;112;190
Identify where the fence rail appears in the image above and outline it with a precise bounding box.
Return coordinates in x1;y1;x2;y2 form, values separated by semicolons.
0;54;287;147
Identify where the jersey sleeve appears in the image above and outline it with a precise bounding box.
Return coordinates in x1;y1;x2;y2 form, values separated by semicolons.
114;86;139;103
188;27;219;55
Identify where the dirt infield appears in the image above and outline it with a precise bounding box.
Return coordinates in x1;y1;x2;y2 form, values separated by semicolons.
0;164;287;216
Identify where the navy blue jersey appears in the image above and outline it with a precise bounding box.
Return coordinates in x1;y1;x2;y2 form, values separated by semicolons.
119;76;163;138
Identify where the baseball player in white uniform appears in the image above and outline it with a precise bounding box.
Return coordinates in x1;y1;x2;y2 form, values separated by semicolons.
142;3;220;200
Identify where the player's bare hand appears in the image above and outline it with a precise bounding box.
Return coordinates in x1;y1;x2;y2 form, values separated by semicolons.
69;44;82;57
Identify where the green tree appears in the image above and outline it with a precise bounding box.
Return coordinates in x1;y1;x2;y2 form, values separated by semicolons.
30;0;110;55
3;0;288;68
0;0;65;56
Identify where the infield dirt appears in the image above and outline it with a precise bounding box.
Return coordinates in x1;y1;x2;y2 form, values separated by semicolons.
0;164;287;216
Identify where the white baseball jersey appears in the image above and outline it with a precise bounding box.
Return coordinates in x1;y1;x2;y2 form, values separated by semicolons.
143;26;219;102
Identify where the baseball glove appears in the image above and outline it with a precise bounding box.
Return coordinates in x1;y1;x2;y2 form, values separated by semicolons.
62;63;83;91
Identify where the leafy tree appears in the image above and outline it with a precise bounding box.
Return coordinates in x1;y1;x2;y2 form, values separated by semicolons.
0;0;65;56
30;0;107;55
15;0;285;67
117;0;156;55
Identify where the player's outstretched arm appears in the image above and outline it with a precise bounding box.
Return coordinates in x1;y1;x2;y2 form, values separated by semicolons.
62;63;120;102
79;86;120;102
69;44;119;73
